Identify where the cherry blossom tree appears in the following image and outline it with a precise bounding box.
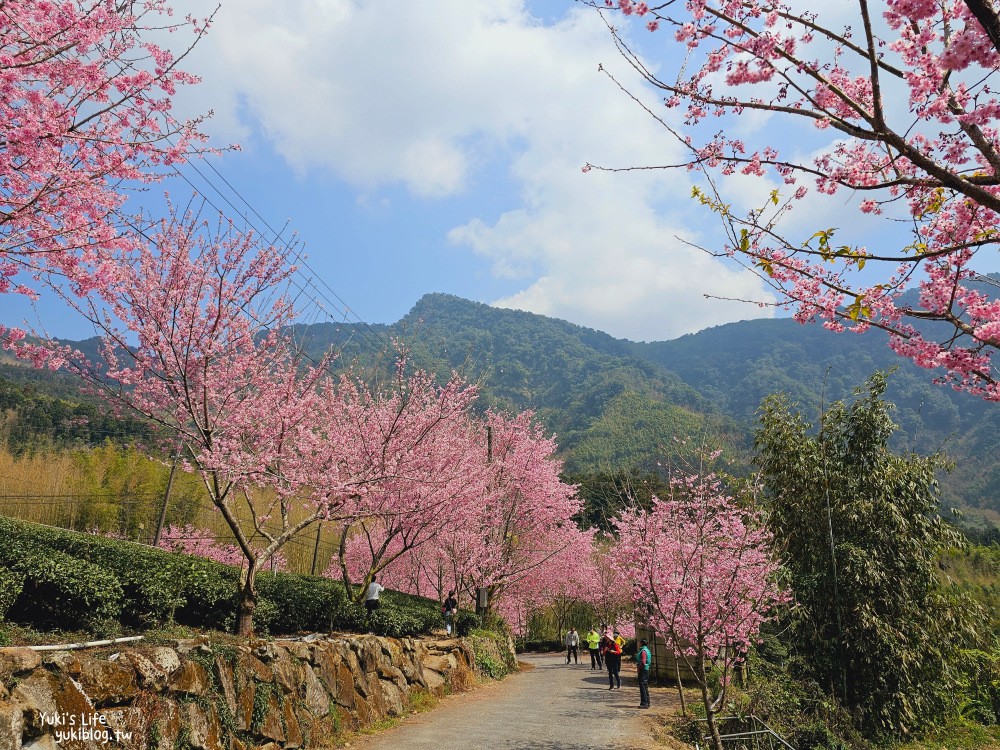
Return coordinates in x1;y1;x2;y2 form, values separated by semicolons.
611;472;785;750
352;409;589;626
319;367;486;603
442;410;584;616
156;524;287;571
1;0;210;363
590;0;1000;399
536;538;600;640
588;545;635;634
491;525;598;639
56;208;337;635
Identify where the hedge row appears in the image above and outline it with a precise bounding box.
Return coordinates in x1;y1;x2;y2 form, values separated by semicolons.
0;566;25;621
0;516;444;638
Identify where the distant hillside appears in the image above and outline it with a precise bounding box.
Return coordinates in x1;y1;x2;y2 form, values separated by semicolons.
292;294;727;474
0;359;153;452
631;317;1000;511
7;291;1000;516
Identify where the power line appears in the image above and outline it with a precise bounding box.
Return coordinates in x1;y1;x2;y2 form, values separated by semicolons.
165;157;394;363
197;156;395;355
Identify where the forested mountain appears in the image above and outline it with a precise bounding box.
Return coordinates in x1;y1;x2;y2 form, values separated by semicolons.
633;319;1000;512
297;293;1000;516
7;291;1000;517
291;294;724;475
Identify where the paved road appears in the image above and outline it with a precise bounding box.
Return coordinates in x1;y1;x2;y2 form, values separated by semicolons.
349;653;676;750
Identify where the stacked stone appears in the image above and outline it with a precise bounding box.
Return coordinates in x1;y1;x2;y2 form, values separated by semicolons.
0;635;478;750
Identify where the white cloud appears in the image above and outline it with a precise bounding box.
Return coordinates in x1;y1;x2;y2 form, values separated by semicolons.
452;168;772;341
169;0;776;340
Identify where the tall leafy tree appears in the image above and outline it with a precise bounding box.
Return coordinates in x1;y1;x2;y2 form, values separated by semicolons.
755;371;975;734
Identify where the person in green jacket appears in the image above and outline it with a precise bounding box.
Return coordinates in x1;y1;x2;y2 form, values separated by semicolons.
585;627;602;670
637;639;652;708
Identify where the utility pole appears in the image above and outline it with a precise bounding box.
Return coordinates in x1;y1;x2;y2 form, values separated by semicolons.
310;521;323;576
152;452;179;547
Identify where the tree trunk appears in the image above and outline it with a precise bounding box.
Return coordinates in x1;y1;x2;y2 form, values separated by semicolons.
696;655;724;750
675;658;687;717
236;565;258;638
962;0;1000;55
337;522;354;599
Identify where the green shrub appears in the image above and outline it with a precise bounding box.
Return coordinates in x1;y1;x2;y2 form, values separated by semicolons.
789;721;851;750
514;638;562;653
365;608;420;638
476;653;506;679
0;566;25;620
454;610;480;637
0;515;238;629
257;573;348;632
957;647;1000;726
0;539;124;630
0;516;441;637
470;630;516;679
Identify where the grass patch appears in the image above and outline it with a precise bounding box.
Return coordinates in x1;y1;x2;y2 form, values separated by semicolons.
407;688;438;713
895;718;1000;750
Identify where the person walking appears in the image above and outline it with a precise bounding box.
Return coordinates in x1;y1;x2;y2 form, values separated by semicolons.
585;627;602;670
441;590;458;635
636;638;652;708
565;627;580;664
365;574;384;613
601;632;622;689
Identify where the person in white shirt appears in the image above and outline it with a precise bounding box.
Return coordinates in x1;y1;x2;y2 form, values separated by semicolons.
365;574;385;613
565;627;580;665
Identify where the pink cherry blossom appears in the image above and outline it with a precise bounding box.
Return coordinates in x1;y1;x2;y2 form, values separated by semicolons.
596;0;1000;401
1;1;210;364
611;472;785;750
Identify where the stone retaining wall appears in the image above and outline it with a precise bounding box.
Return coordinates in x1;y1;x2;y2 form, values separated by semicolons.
0;633;494;750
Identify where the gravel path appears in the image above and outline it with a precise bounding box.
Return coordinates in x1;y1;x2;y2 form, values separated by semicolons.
348;652;679;750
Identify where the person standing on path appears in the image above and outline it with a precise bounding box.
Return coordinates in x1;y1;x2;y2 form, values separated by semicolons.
636;638;652;708
442;590;458;635
365;574;384;613
601;632;622;689
586;627;602;670
565;627;580;664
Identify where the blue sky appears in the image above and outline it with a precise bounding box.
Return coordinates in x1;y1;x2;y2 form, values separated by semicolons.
6;0;926;343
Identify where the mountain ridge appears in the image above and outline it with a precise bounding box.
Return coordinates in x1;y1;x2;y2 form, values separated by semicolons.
5;291;1000;517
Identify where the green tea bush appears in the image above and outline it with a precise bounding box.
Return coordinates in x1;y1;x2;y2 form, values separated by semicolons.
0;566;25;620
0;516;440;637
0;515;238;628
0;539;124;630
257;573;348;632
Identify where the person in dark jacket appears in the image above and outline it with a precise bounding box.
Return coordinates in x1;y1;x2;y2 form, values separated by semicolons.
601;632;622;689
441;590;458;635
